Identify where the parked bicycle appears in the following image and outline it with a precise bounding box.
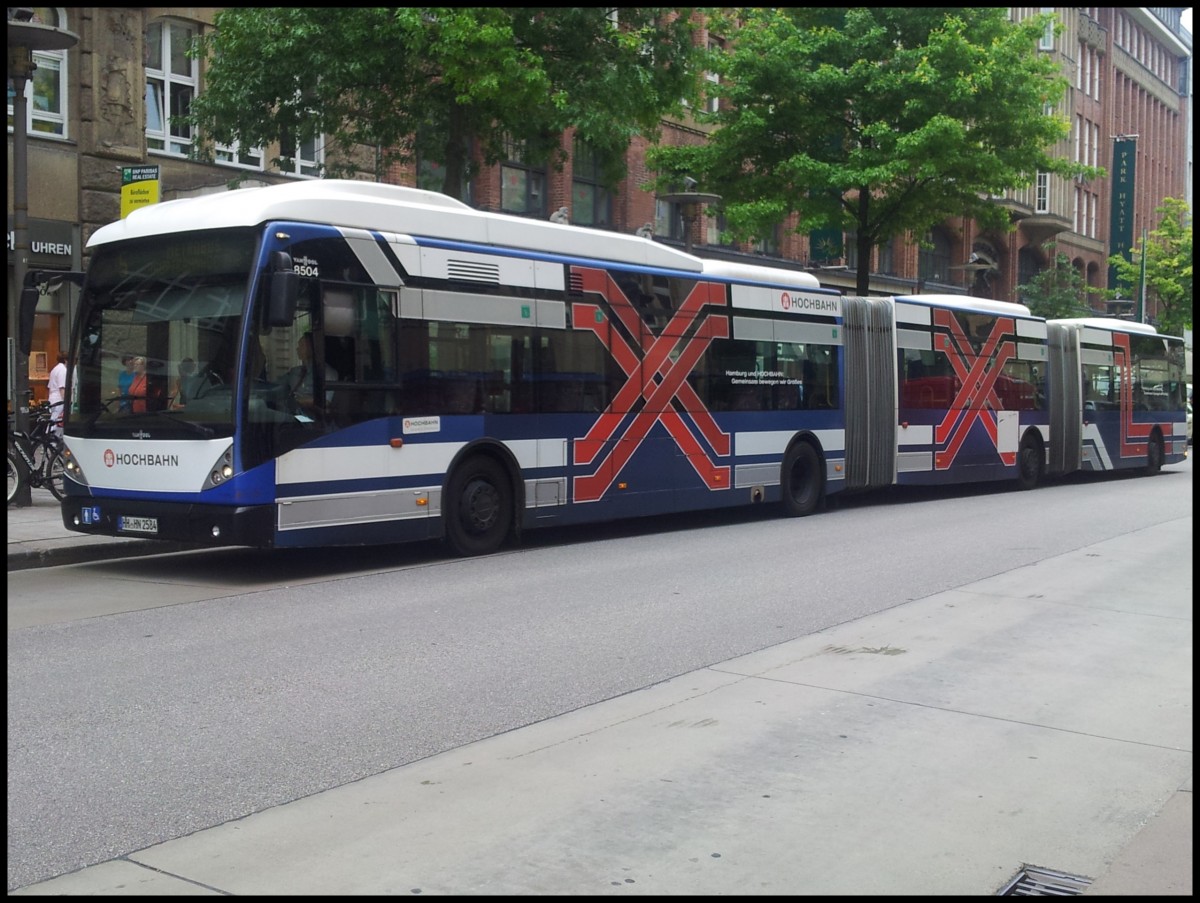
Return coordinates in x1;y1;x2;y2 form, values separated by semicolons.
7;401;67;504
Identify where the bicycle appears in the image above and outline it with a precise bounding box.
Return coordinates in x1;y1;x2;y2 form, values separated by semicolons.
7;401;68;505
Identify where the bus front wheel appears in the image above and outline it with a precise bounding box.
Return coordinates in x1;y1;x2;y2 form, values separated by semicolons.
445;456;513;556
781;442;823;517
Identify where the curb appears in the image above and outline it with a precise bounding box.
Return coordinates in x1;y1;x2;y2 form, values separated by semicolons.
7;539;199;571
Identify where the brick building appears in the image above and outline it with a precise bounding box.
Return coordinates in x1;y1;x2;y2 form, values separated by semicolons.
7;8;1193;405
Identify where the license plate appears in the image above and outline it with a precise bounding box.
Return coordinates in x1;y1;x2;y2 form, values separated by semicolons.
117;516;158;535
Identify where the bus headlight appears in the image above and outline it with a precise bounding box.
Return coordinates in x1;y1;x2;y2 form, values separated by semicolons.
61;448;88;487
201;445;235;490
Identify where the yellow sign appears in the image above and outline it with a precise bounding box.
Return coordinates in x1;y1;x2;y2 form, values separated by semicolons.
120;165;160;218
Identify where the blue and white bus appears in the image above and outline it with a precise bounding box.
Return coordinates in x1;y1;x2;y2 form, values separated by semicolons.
49;180;1186;556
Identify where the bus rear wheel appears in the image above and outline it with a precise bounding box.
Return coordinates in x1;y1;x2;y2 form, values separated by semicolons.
445;456;512;557
1145;435;1163;475
1016;434;1043;490
781;442;823;517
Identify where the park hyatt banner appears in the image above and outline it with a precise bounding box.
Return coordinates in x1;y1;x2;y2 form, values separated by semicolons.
1107;137;1136;290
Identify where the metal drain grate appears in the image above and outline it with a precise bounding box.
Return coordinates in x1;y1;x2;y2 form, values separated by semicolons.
998;865;1093;896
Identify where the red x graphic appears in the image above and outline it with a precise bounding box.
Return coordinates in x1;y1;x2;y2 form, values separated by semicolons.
1110;333;1154;455
570;267;731;502
932;309;1016;469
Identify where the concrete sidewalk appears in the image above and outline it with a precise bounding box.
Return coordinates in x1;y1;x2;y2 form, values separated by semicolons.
7;491;1192;895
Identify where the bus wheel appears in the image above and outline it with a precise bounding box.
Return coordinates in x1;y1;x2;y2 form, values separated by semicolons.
1016;434;1043;490
1145;435;1164;476
445;456;512;556
781;442;823;517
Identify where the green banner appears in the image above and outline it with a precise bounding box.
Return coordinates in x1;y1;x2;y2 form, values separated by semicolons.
1107;138;1136;290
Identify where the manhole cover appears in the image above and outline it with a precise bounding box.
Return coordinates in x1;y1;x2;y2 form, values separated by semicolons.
998;865;1093;896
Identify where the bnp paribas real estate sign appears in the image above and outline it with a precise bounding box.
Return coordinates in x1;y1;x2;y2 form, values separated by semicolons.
120;165;160;218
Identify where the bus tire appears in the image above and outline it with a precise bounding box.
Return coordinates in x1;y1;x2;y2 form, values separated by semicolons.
781;441;823;517
1145;434;1163;476
1016;433;1043;490
445;456;512;556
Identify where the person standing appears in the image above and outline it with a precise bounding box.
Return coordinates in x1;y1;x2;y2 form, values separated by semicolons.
128;356;149;413
170;358;197;409
46;353;69;436
117;353;136;411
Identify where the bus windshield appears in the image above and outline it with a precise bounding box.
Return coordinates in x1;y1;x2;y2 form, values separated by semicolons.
71;230;259;439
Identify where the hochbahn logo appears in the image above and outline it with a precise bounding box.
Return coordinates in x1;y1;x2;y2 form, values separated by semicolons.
570;266;731;502
780;292;839;313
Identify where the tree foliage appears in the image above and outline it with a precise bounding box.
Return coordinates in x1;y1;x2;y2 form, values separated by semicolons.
1016;247;1097;319
186;8;708;198
647;8;1101;294
1107;197;1193;336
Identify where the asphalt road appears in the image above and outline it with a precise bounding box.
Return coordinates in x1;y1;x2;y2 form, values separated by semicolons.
7;459;1193;893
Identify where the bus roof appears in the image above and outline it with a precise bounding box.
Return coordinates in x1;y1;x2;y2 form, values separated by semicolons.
87;179;705;274
892;293;1034;318
701;259;824;291
1047;317;1163;336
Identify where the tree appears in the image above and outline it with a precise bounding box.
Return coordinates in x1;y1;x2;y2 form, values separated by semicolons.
1016;246;1097;319
1107;197;1193;336
646;8;1101;294
186;8;708;199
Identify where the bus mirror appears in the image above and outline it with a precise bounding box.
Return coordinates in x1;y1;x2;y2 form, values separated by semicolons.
266;252;299;327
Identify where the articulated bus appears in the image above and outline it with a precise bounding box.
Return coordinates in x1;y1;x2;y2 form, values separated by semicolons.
46;181;1187;556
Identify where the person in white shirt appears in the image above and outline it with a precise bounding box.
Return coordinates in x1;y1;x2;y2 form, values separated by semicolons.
46;353;69;437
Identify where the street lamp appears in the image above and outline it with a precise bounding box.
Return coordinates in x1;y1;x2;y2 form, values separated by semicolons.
658;185;722;255
8;11;78;506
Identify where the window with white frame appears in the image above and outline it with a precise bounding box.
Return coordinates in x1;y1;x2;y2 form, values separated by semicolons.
7;7;69;138
278;130;323;177
1038;8;1055;51
655;198;684;241
215;140;264;171
1035;172;1050;214
145;18;197;156
704;39;722;115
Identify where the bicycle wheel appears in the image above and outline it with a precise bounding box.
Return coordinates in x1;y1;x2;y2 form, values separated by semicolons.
45;447;68;501
7;447;23;505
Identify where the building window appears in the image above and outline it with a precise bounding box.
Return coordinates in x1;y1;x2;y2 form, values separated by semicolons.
1038;8;1055;51
7;7;70;138
845;230;860;271
278;129;323;178
754;225;780;257
215;140;263;171
876;238;895;275
145;19;197;156
918;230;952;285
500;135;546;218
704;39;722;114
570;138;611;227
655;198;684;241
1035;172;1050;214
416;157;473;205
